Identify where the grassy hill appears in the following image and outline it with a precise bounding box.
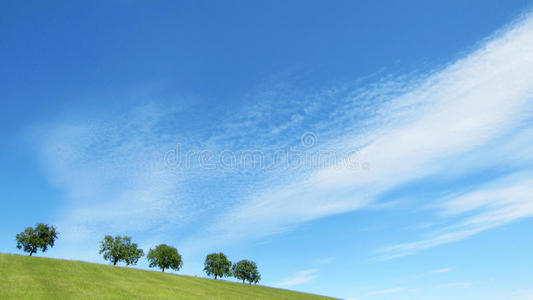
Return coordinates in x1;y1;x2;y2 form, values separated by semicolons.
0;253;334;299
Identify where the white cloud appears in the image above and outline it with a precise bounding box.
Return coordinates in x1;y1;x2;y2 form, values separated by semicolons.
429;268;451;274
27;104;197;259
435;282;472;290
194;11;533;252
378;174;533;259
29;10;533;264
366;287;406;295
512;289;533;300
275;269;319;287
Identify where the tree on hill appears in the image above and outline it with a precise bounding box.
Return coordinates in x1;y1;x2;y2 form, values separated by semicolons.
99;235;144;266
16;223;58;256
250;269;261;285
232;260;260;284
203;252;232;280
146;244;183;272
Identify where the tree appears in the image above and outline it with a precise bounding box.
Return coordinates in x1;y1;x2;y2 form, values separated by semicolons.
99;235;144;266
146;244;183;273
16;223;58;256
232;260;260;284
250;268;261;285
203;252;232;280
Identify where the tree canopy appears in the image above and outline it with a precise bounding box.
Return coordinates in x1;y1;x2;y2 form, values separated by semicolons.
232;260;260;284
203;252;232;280
15;223;58;256
250;269;261;285
146;244;183;272
99;235;144;266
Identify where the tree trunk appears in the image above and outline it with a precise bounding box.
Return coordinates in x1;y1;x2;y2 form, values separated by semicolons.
242;279;245;284
162;268;165;273
29;252;33;256
215;275;217;280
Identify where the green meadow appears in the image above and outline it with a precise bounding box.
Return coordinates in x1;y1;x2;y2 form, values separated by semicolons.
0;253;334;299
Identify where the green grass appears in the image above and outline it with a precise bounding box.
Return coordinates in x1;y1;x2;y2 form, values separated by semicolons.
0;253;334;299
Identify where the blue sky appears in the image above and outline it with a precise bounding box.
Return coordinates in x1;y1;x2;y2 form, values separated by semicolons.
2;1;533;299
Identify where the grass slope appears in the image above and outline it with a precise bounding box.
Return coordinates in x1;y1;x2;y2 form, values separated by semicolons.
0;254;333;299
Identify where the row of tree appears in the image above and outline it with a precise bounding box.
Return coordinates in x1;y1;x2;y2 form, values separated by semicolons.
204;252;260;284
15;223;260;284
99;235;260;284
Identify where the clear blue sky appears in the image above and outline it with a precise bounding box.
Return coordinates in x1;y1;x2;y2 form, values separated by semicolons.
2;1;533;299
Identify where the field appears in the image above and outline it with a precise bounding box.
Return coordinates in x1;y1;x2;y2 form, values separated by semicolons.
0;253;333;299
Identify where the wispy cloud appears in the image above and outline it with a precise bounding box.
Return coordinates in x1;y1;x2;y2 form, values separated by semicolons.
366;287;407;296
429;268;451;274
27;104;199;259
314;257;334;265
275;269;319;287
512;289;533;300
435;282;472;290
28;10;533;264
378;174;533;259
191;10;533;252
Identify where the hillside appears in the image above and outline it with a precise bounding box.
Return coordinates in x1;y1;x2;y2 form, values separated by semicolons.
0;253;334;299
